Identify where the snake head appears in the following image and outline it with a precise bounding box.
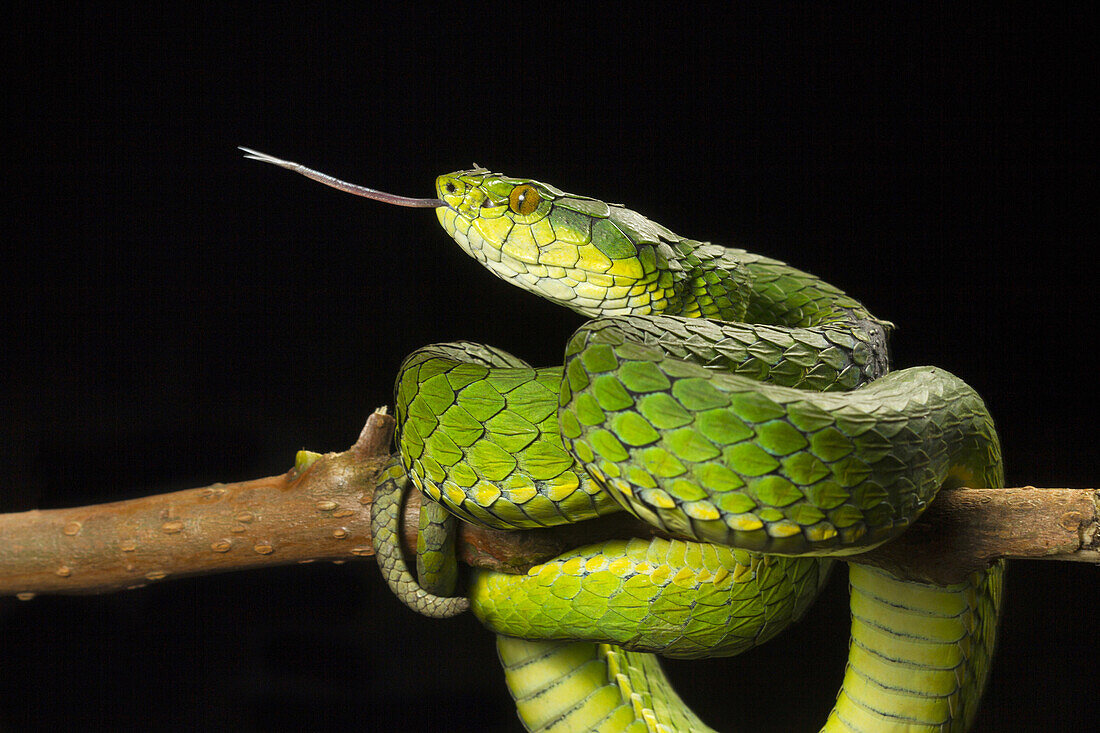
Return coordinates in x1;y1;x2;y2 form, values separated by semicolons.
434;168;683;317
238;149;707;318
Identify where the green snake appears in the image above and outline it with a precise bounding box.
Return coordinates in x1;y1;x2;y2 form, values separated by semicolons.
243;148;1004;732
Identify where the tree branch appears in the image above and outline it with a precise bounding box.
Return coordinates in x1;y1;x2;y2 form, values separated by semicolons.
1;409;1097;598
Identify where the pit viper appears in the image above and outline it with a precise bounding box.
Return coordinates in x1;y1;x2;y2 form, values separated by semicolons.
243;148;1004;733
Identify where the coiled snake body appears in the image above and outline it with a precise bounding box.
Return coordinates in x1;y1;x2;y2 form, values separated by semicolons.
244;150;1004;733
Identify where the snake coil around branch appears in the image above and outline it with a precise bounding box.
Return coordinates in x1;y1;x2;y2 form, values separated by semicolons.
260;151;1005;732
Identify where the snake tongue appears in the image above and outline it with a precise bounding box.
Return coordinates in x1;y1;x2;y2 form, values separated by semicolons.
239;147;444;208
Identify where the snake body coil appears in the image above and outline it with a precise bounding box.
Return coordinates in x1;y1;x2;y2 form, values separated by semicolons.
246;152;1003;733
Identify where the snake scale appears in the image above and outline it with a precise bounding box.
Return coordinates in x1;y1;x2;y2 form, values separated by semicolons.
244;148;1004;733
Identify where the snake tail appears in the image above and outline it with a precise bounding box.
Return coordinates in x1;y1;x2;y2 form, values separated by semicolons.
417;496;460;596
370;457;469;618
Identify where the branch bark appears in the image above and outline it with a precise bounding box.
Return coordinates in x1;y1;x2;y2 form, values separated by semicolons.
1;409;1097;598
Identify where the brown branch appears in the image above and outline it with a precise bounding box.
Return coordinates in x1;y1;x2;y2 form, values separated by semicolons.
850;486;1099;584
1;410;1097;597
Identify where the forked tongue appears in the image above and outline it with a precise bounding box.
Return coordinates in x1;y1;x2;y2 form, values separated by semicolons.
239;147;444;208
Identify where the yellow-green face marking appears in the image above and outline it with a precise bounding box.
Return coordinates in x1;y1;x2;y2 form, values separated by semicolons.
434;169;678;317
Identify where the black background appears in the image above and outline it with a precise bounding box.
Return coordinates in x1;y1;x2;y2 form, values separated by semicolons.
1;5;1095;731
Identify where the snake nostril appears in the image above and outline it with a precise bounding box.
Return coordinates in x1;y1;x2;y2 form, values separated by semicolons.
445;182;457;194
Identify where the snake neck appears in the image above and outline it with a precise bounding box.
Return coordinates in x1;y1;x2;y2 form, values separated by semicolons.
646;236;753;322
659;240;893;381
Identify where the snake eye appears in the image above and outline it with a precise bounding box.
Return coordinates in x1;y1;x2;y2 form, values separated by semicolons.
445;182;457;194
508;184;541;215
